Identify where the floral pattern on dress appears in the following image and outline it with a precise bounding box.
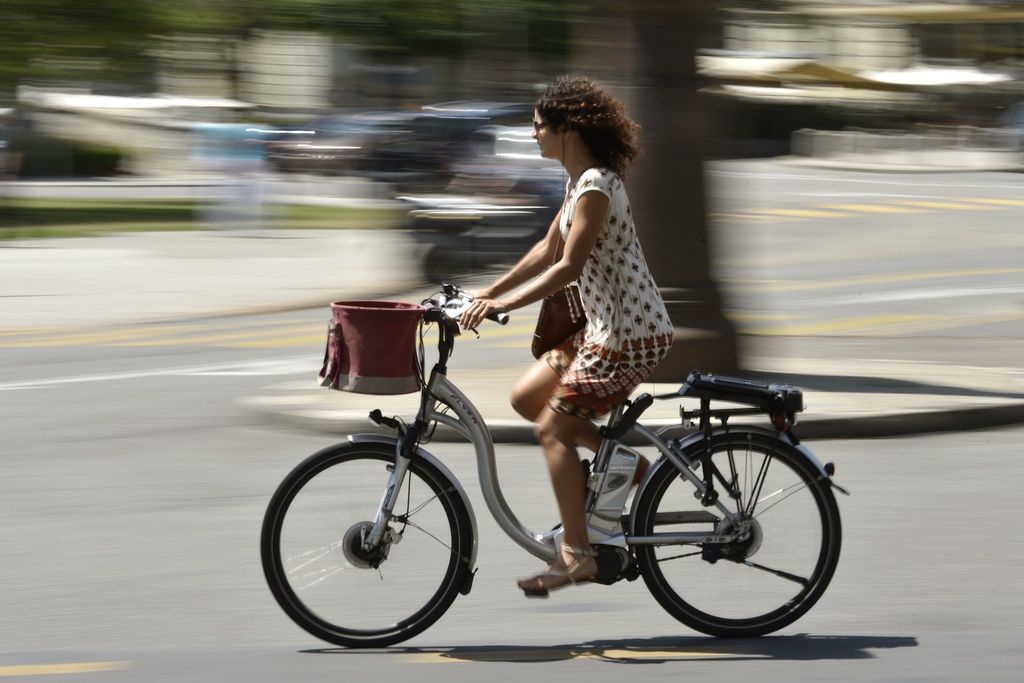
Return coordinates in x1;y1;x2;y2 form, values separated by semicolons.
545;167;673;419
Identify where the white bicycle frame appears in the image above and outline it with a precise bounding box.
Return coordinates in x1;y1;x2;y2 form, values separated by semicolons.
366;368;781;566
362;286;838;571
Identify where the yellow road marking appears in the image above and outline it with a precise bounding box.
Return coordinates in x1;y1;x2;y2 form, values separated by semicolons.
751;314;938;336
493;340;534;350
0;324;211;348
895;200;998;211
745;208;851;219
961;197;1024;207
0;317;322;348
0;661;128;677
224;334;325;348
727;267;1024;293
727;312;795;322
821;203;924;214
111;323;320;347
409;649;748;663
0;328;51;337
710;212;786;224
847;310;1024;336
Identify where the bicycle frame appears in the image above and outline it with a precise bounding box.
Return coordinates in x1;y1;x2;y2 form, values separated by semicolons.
372;365;764;566
363;286;841;568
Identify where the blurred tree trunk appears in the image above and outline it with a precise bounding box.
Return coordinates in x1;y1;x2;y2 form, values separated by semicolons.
624;1;739;379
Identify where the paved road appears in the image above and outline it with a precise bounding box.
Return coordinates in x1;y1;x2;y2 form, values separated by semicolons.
2;338;1022;681
709;162;1024;339
2;161;1022;680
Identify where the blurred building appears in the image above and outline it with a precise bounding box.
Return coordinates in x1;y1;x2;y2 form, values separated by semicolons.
719;1;1024;92
699;1;1024;155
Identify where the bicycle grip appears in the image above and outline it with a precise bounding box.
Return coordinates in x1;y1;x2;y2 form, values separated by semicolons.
488;312;510;325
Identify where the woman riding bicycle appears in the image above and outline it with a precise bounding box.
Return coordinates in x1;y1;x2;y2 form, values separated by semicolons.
460;74;673;595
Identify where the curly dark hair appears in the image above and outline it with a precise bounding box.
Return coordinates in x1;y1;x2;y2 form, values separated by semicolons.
535;74;641;177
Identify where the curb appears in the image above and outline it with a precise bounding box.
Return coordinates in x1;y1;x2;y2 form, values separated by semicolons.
242;397;1024;443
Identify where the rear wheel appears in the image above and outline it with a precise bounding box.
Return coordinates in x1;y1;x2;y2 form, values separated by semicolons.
261;442;474;647
632;431;841;637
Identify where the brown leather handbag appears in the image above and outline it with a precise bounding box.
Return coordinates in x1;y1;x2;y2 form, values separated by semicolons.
531;284;586;359
531;232;586;358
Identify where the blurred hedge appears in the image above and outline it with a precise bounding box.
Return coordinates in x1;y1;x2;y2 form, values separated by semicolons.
17;135;125;177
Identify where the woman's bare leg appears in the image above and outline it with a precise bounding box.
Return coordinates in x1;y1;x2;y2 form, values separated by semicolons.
534;406;600;560
511;359;603;451
510;359;560;422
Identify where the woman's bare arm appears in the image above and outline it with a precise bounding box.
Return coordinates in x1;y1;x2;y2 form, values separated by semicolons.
461;193;606;328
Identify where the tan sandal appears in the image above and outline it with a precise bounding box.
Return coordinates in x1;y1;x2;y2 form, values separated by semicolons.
517;543;598;598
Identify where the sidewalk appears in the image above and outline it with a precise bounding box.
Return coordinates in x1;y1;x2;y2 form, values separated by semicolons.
243;351;1024;442
0;229;423;328
2;226;1022;441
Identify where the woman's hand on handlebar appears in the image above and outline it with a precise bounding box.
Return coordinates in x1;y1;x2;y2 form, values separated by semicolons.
460;296;509;331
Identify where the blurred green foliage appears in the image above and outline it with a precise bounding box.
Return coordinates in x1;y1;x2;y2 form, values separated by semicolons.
0;198;404;237
16;136;124;178
0;0;165;98
0;0;581;103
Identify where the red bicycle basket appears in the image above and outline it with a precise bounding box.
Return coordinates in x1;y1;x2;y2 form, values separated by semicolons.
318;300;426;395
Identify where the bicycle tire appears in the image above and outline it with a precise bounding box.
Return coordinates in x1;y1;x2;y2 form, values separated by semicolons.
261;441;474;647
632;430;841;638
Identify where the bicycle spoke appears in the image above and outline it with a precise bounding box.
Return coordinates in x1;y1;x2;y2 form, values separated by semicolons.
405;486;455;517
741;560;809;587
754;482;810;518
746;453;773;516
393;516;468;562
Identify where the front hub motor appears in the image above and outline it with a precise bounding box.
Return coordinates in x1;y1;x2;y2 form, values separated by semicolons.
342;521;389;569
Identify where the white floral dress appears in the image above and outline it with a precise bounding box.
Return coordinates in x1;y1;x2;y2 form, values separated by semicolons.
544;167;673;419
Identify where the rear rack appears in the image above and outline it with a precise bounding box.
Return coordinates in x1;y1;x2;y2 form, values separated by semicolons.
674;370;804;415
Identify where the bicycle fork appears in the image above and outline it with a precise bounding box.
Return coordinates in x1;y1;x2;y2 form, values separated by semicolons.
362;419;422;552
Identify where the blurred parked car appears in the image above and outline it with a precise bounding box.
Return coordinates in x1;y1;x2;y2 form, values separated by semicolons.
264;111;418;175
400;124;565;280
389;101;532;191
265;101;532;192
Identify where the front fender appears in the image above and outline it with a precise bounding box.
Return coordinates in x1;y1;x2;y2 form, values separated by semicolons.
348;433;479;570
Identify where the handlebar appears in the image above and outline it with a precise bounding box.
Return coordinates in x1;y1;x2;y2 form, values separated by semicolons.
422;282;509;331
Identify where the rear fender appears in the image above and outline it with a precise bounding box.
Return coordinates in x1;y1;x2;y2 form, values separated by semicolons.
636;426;846;503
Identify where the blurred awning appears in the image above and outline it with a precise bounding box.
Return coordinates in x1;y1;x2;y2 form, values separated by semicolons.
859;64;1014;87
798;4;1024;23
703;83;925;108
18;89;252;111
698;54;900;89
698;53;1018;106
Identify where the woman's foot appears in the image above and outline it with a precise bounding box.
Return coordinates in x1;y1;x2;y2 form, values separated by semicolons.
517;543;598;598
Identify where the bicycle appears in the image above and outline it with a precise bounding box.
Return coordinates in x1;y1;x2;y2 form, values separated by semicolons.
260;283;848;647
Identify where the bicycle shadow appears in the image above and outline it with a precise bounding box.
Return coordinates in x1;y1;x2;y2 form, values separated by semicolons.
303;633;918;663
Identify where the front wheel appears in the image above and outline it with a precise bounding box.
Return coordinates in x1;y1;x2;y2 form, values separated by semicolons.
632;431;842;638
261;442;474;647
